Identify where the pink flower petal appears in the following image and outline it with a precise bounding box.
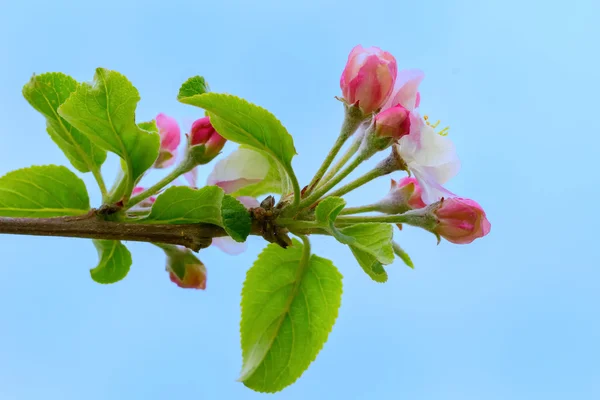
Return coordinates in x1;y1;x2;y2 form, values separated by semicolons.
156;113;181;152
383;69;425;111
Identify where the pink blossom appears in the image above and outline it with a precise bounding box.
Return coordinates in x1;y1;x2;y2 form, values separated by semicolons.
340;45;397;114
155;113;181;168
433;198;491;244
381;69;425;112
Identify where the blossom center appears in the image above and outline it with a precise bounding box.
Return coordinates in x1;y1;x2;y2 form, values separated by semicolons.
423;115;450;136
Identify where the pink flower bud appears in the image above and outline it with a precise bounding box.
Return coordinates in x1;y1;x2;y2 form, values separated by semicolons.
167;250;207;290
190;117;227;158
433;198;491;244
340;45;397;114
155;113;181;168
378;177;426;214
374;104;411;139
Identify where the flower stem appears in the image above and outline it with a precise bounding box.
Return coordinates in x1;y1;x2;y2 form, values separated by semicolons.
127;164;190;209
305;109;364;196
318;135;363;188
339;204;381;215
298;153;366;209
327;167;386;199
336;208;436;230
92;167;108;200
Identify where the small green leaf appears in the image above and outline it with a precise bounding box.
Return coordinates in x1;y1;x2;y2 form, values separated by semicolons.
22;73;107;173
240;238;343;393
177;76;209;100
178;92;297;174
314;197;354;243
90;240;132;284
142;186;251;242
58;68;160;198
221;194;251;242
0;165;90;217
393;241;414;269
339;223;394;264
348;247;388;283
138;120;157;133
231;147;292;197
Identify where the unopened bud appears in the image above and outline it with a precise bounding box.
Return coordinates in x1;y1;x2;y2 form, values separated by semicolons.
340;45;397;114
377;177;426;214
374;104;411;140
433;198;491;244
188;117;227;164
164;246;207;290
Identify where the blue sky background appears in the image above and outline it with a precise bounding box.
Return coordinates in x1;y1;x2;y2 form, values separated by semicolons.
1;0;599;398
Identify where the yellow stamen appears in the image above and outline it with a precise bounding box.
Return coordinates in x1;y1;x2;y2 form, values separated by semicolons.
423;115;450;136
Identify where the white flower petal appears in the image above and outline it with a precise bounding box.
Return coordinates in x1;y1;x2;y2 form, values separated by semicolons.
207;148;270;194
212;237;248;255
411;166;456;205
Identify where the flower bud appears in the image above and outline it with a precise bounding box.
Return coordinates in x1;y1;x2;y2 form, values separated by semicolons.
165;247;207;290
340;45;397;114
433;198;491;244
377;177;426;214
374;104;411;139
188;117;227;164
154;113;181;168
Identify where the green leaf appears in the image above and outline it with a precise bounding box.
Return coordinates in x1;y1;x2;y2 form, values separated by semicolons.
348;247;388;283
142;186;251;242
240;238;343;393
0;165;90;217
338;223;393;283
393;242;414;269
178;92;297;175
339;223;394;264
177;76;209;100
314;196;354;243
90;240;132;284
22;73;107;173
138;120;157;133
221;194;252;242
58;68;160;198
231;147;292;197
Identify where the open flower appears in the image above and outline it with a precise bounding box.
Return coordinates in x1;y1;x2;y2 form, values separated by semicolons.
340;45;397;114
433;198;491;244
381;69;425;112
395;113;460;204
207;148;270;193
154;113;181;168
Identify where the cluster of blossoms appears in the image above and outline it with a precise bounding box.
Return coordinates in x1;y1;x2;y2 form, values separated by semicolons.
340;45;490;244
146;44;490;290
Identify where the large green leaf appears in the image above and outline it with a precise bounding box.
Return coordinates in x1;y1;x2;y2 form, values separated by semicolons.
90;240;132;284
178;92;297;175
142;186;251;242
22;73;107;173
58;68;160;198
0;165;90;217
240;238;343;393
